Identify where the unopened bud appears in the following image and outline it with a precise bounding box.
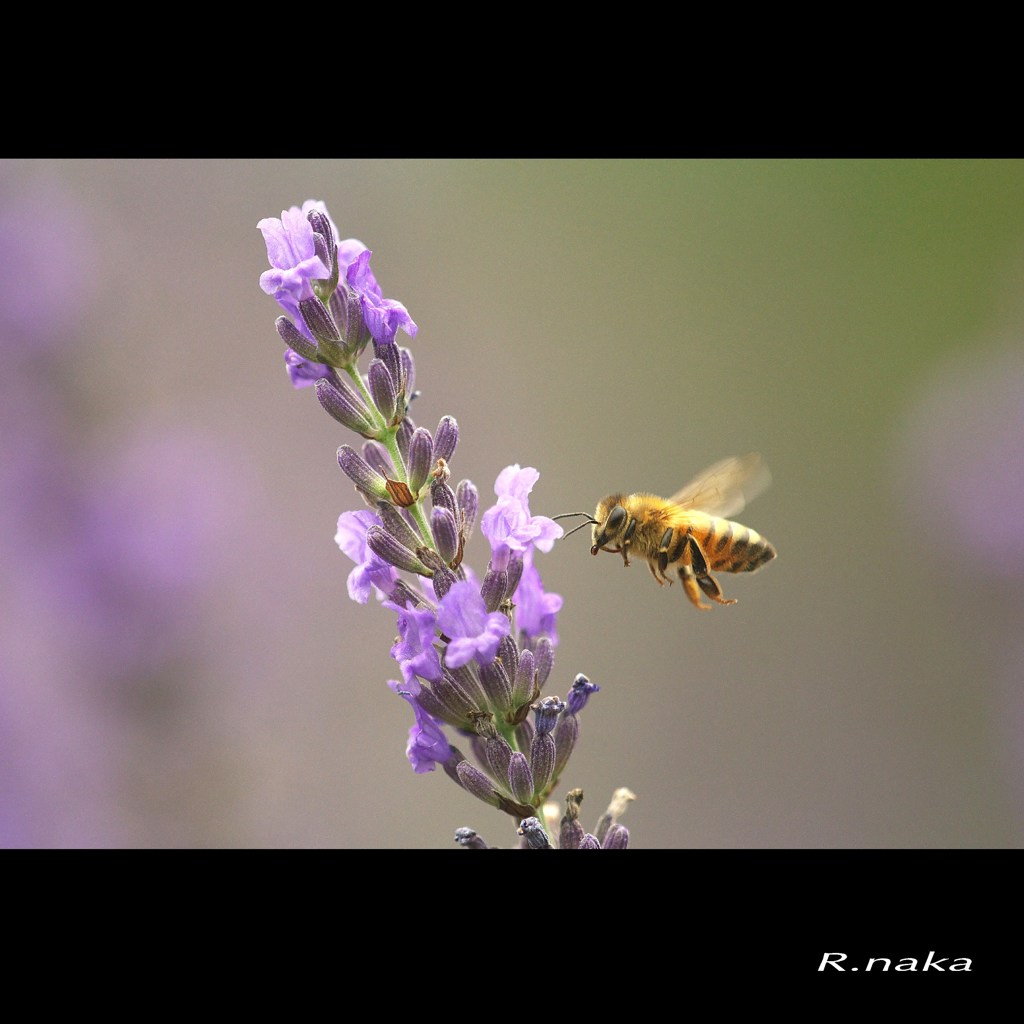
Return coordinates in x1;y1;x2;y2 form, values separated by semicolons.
433;415;459;463
337;444;389;499
367;359;398;425
366;525;430;576
317;378;376;435
408;428;434;496
276;315;321;363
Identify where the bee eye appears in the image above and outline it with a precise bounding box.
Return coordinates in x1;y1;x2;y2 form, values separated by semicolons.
606;505;627;532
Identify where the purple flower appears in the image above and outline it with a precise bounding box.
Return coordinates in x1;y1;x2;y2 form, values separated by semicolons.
334;510;400;603
337;239;418;346
480;465;563;571
566;673;600;715
514;551;563;645
258;200;336;339
388;680;453;773
436;580;510;668
383;599;442;685
285;348;332;389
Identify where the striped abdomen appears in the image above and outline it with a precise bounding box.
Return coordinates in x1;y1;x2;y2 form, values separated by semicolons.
689;513;776;574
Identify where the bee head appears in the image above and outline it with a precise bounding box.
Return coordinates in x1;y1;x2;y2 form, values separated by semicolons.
591;494;628;554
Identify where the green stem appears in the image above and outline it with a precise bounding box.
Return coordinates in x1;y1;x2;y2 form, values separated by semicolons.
496;717;519;750
379;425;433;546
341;364;386;433
339;363;434;545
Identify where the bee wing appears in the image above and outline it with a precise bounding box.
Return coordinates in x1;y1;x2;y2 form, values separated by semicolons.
668;453;771;517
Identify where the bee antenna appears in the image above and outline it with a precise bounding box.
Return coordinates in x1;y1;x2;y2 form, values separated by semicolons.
552;512;599;540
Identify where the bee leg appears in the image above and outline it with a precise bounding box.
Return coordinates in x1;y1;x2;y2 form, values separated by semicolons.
647;559;671;586
657;527;675;576
678;563;712;610
697;572;737;606
620;517;637;567
687;536;737;606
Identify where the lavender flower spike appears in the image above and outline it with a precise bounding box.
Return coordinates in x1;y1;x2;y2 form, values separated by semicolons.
259;201;637;847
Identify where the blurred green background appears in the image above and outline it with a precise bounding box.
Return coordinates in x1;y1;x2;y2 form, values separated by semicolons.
3;158;1023;848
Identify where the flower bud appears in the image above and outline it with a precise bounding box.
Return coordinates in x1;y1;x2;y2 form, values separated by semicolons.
430;479;458;523
299;296;348;366
306;210;338;289
533;637;554;689
430;675;476;725
578;833;601;850
408;428;434;496
456;479;479;541
431;506;460;565
480;567;508;613
362;440;393;477
415;686;464;730
367;358;398;425
496;635;519;683
478;657;512;713
552;707;579;782
275;315;321;363
446;664;488;711
400;346;415;404
602;824;629;849
366;524;430;576
530;732;556;799
329;285;371;362
433;415;459;463
505;555;524;602
385;578;422;609
396;416;414;464
514;719;534;752
456;760;502;809
374;340;405;399
508;752;534;805
337;445;389;500
511;647;535;707
317;378;377;435
430;564;458;599
484;733;514;784
375;501;424;554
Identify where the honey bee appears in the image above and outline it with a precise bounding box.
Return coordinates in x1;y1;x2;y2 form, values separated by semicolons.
555;453;776;610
